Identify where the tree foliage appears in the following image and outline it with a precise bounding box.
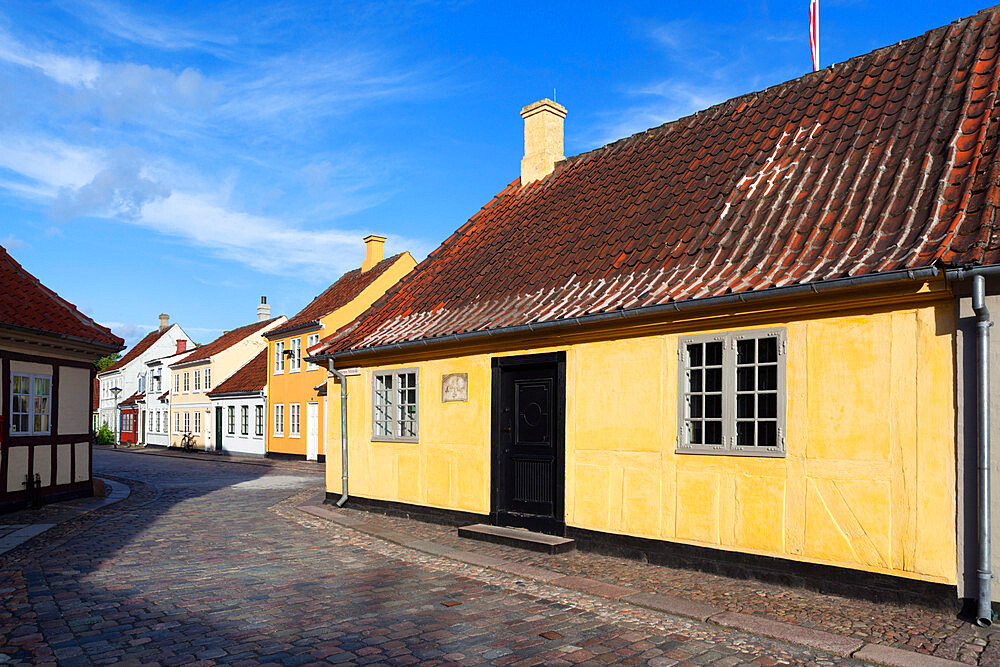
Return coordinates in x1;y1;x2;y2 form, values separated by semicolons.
96;424;115;447
94;353;121;372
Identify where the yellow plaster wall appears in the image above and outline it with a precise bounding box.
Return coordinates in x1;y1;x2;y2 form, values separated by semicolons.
267;254;415;456
326;298;957;584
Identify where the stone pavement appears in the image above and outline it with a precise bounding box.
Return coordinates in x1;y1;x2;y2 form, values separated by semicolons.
0;477;128;556
2;449;867;666
297;503;999;666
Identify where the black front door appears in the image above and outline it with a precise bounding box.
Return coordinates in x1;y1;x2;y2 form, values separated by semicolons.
492;352;566;535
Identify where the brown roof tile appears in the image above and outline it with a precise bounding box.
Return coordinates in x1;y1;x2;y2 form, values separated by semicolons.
318;7;1000;357
207;349;267;396
267;254;406;338
0;245;123;350
171;318;279;367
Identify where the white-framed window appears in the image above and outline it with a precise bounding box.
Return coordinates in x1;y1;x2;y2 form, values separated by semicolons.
228;406;236;434
205;369;211;390
194;370;201;392
183;372;190;393
10;373;52;435
147;411;153;432
255;405;264;436
174;373;180;393
183;412;190;433
677;328;786;456
372;369;418;442
274;341;285;373
241;406;249;435
175;412;180;433
306;334;320;370
156;411;161;433
289;403;300;436
274;404;284;436
290;338;301;372
194;411;201;434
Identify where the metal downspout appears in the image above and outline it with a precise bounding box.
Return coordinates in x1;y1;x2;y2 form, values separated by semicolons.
973;274;994;627
327;362;350;507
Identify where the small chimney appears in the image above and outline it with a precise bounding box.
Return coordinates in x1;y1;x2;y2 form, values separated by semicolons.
257;296;271;322
362;235;386;273
176;340;187;354
520;98;567;185
159;313;170;333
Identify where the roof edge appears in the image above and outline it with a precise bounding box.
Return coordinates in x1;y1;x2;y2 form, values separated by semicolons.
308;266;942;364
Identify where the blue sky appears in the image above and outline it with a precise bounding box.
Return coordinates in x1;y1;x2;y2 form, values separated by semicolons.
0;0;987;350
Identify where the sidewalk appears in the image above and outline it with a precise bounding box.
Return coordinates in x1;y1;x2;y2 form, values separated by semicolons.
0;477;128;556
95;444;325;474
298;502;999;667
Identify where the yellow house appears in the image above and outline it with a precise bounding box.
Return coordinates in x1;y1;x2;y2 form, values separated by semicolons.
263;237;414;460
309;8;1000;619
169;306;285;451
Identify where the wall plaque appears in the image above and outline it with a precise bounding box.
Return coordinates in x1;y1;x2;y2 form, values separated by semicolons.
442;373;468;402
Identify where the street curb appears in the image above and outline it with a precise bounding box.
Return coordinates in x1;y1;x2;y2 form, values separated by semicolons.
296;503;967;667
98;446;323;473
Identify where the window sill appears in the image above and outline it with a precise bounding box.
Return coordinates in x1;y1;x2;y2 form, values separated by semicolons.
289;433;300;439
370;436;419;444
675;446;785;458
273;433;284;438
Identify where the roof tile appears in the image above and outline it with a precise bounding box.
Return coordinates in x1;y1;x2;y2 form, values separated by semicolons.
206;349;267;396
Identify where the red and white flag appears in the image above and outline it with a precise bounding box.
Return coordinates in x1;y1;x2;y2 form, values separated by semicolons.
809;0;820;71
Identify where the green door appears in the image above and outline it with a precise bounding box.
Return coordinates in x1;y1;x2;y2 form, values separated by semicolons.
215;406;223;452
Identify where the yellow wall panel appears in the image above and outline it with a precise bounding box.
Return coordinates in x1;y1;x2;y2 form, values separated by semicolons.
734;474;785;553
675;470;720;545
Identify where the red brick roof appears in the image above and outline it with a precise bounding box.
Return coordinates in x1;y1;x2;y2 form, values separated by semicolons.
101;329;171;374
172;318;279;367
207;349;266;396
267;254;406;338
317;8;1000;357
0;245;123;350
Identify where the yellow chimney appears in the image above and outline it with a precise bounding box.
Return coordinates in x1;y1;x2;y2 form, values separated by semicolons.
362;234;386;272
520;98;567;185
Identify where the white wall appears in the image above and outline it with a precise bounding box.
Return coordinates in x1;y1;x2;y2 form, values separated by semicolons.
210;394;266;456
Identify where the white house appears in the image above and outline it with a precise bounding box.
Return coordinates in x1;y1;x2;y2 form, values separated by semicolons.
97;314;193;443
207;349;268;456
142;349;190;448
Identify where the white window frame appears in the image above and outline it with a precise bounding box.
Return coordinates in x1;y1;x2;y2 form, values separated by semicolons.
227;406;235;434
183;372;190;393
156;411;161;433
194;370;201;392
274;403;284;436
194;411;201;434
676;328;787;457
371;368;419;443
255;405;264;436
290;338;301;373
174;373;180;393
175;412;180;433
183;412;190;433
10;373;52;436
289;403;300;437
306;334;320;370
241;405;249;436
274;341;285;374
205;368;211;390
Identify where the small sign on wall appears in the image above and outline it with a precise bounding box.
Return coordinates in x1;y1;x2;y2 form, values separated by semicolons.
442;373;468;402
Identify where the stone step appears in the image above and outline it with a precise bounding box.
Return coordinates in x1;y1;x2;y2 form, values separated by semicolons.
457;523;576;554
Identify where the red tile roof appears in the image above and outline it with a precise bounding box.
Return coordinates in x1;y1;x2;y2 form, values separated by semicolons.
266;254;406;338
171;318;279;367
0;245;123;350
120;391;145;405
101;329;172;374
207;349;267;396
317;8;1000;357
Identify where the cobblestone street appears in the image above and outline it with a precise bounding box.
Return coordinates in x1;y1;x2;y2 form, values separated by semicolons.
0;450;868;665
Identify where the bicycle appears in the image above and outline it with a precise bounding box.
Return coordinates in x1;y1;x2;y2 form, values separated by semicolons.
180;432;196;452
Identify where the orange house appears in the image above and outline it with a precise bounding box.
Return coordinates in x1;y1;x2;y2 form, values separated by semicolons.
263;236;415;460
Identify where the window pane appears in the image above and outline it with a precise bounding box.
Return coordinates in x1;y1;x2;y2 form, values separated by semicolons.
705;341;723;366
705;368;722;392
736;394;754;418
687;343;702;367
758;421;777;447
34;377;50;396
758;337;778;363
688;395;703;418
690;421;702;444
758;365;777;391
705;420;723;445
688;369;702;392
736;339;755;365
737;421;754;446
758;394;777;418
704;394;722;419
736;367;755;391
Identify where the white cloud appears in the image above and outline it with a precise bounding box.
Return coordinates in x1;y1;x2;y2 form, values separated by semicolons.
51;148;170;221
1;233;26;250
